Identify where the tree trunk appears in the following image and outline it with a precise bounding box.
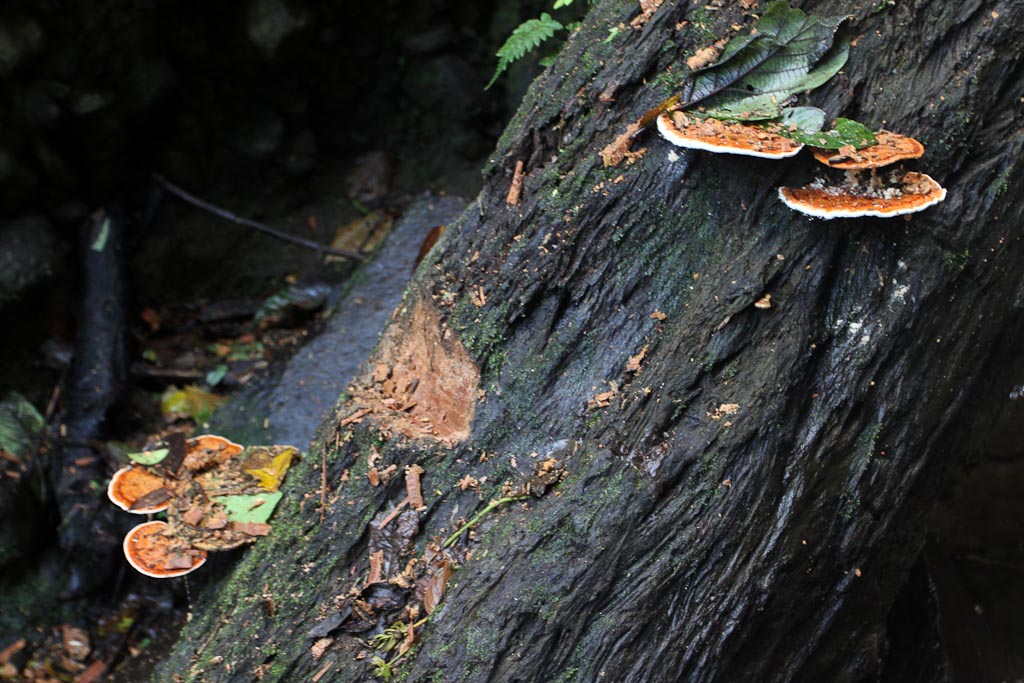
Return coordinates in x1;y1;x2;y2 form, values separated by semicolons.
157;0;1024;681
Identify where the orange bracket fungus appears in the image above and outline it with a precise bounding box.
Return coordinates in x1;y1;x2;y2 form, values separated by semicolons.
123;520;207;578
809;131;924;170
109;434;296;577
779;130;946;219
107;465;172;514
656;112;804;159
778;171;946;219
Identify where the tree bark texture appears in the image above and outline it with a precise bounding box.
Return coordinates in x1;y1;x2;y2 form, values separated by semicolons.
157;0;1024;681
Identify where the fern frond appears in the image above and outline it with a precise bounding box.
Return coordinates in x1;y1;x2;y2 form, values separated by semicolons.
486;13;564;89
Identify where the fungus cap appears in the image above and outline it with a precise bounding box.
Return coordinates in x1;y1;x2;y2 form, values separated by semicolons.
107;465;171;514
778;172;946;219
811;131;924;169
656;112;803;159
183;434;244;472
123;520;207;578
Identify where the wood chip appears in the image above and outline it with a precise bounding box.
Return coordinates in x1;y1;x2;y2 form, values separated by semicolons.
625;345;648;373
405;464;425;509
367;549;385;585
339;407;372;427
686;45;719;70
377;498;410;529
506;159;525;206
233;522;271;537
310;638;333;661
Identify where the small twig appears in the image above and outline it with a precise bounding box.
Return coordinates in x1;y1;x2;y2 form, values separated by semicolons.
442;495;529;549
378;497;410;529
153;174;363;260
320;446;327;523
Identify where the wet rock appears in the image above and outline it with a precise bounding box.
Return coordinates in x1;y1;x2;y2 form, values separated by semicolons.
0;215;63;307
400;23;456;54
402;54;481;124
245;0;309;57
345;150;393;206
285;128;317;176
0;15;44;76
230;109;286;159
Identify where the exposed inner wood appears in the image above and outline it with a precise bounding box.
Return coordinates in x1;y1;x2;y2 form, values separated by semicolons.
349;297;479;443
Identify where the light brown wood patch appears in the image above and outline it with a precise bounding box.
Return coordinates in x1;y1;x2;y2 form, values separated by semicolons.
350;297;479;443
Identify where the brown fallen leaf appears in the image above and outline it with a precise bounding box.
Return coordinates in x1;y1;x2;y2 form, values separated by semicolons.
650;310;667;321
459;474;480;491
367;468;381;487
423;560;454;614
398;621;417;656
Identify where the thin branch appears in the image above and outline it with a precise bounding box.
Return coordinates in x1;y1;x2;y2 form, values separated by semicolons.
153;174;364;261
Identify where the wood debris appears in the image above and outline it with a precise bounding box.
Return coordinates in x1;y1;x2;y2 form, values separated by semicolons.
367;549;385;584
310;638;333;660
506;159;525;206
405;464;425;510
600;122;643;167
687;45;720;70
625;345;648;373
709;403;741;420
588;380;620;409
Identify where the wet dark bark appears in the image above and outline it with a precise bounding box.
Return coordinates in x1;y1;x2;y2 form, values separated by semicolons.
158;0;1024;681
54;209;127;593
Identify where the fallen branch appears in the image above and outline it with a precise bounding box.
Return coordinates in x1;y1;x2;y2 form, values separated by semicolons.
153;174;364;260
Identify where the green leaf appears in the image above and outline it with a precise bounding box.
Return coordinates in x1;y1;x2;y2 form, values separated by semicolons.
0;391;43;457
553;0;574;7
778;117;877;148
205;364;229;387
689;2;849;120
486;13;564;89
778;106;826;133
218;491;283;524
128;448;169;465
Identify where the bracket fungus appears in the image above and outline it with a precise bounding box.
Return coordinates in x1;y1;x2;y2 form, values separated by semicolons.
108;465;172;514
123;520;207;578
656;112;804;159
779;130;946;219
778;171;946;219
810;131;924;169
108;434;295;577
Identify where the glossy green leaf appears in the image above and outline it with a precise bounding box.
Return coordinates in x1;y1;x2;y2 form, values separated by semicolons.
218;491;283;524
778;106;827;133
127;448;169;465
778;117;877;148
689;2;849;120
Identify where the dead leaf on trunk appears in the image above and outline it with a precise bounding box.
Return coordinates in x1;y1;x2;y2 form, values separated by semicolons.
421;560;454;614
